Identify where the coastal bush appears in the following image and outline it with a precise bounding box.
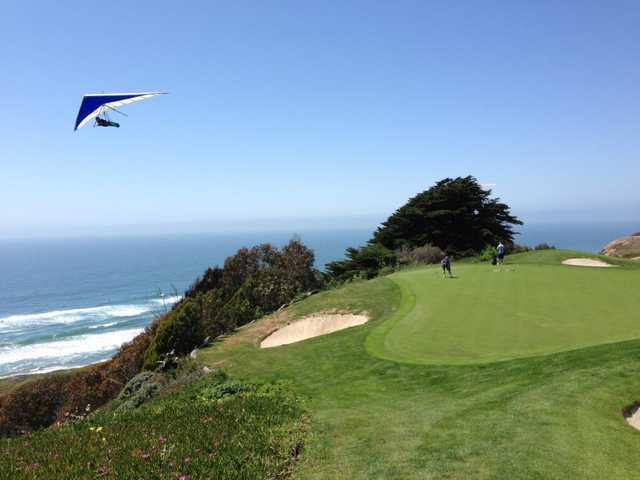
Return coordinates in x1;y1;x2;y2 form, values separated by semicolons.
397;244;445;266
114;371;161;412
198;287;233;338
146;239;322;370
196;379;254;403
326;243;396;282
144;300;204;369
378;266;396;276
480;245;496;262
534;243;556;250
184;266;224;299
0;374;307;479
0;329;153;437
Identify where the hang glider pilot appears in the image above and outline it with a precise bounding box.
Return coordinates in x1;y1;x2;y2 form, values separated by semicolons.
95;116;120;128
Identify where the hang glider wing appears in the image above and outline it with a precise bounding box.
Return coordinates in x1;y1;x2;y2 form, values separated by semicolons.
74;92;166;130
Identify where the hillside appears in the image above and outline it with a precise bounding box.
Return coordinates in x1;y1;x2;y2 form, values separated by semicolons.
601;233;640;258
3;249;640;479
198;250;640;479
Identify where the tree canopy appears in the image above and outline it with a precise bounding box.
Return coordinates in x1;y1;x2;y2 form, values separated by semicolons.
326;176;522;280
372;176;522;256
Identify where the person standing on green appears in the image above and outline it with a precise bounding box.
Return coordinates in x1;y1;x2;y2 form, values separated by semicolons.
496;242;506;265
441;254;453;278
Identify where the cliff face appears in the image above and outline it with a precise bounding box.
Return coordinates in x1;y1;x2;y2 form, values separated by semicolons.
601;233;640;258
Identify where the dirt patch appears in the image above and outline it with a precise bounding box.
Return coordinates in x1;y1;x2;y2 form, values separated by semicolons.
561;258;615;268
631;257;640;261
261;313;369;348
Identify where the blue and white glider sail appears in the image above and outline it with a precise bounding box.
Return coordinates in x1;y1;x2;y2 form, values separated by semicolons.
74;92;166;130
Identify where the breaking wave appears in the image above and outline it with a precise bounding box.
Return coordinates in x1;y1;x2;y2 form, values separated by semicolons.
0;296;181;332
0;328;144;377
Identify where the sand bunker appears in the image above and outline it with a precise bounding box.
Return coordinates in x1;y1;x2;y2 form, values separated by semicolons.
261;313;369;348
562;258;615;268
624;404;640;430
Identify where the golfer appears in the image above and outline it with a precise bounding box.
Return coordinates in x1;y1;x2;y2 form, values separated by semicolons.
496;242;506;265
441;254;453;278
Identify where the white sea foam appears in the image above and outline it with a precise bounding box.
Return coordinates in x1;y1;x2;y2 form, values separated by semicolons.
0;305;150;329
0;328;144;365
88;321;119;329
153;295;182;305
0;297;180;331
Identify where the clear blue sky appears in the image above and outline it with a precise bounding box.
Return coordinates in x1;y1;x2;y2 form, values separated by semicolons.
2;0;639;238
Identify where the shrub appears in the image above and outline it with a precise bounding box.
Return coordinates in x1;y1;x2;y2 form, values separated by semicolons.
184;266;224;299
534;243;556;250
196;288;230;338
480;245;496;262
378;266;396;276
114;371;161;412
144;299;204;370
326;243;396;281
148;239;323;366
196;380;254;403
397;244;445;266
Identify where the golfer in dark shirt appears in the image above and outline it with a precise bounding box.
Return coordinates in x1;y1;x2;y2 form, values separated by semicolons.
441;255;453;278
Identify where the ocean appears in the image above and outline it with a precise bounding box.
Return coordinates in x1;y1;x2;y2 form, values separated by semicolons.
0;222;637;378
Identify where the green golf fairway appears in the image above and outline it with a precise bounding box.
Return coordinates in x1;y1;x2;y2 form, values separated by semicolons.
368;263;640;365
199;250;640;479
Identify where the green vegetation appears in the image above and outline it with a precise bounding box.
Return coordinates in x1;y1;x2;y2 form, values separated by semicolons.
199;249;640;479
144;299;204;368
0;372;306;480
327;176;522;281
145;239;321;369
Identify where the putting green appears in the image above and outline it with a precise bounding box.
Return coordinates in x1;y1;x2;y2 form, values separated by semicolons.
367;262;640;364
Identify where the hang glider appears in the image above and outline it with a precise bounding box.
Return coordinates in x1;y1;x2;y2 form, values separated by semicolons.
74;92;166;131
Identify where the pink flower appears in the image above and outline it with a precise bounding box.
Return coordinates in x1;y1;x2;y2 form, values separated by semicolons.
159;435;167;444
178;476;192;480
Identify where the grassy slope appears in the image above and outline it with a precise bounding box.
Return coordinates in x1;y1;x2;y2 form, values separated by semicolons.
199;250;640;479
0;374;306;479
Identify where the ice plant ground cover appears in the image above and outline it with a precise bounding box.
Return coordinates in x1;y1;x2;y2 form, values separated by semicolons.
0;374;306;479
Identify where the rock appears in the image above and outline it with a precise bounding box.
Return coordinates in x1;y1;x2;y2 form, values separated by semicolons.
201;336;211;347
601;233;640;258
190;348;198;359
